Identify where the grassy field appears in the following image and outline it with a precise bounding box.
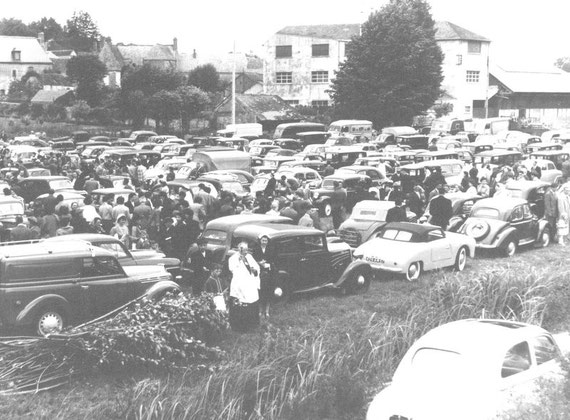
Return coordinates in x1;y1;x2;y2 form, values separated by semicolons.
1;244;570;419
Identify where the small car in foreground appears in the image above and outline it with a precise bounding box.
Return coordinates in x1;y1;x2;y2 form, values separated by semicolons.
353;222;475;281
367;319;563;420
460;197;551;257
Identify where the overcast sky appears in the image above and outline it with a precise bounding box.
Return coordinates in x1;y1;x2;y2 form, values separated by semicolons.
2;0;569;67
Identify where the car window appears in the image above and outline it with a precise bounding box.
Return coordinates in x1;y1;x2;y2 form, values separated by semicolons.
427;229;445;241
510;206;524;222
381;229;413;242
275;237;301;255
531;335;559;365
82;257;124;278
303;235;325;252
522;204;532;219
98;242;128;258
501;341;532;378
202;229;228;245
5;260;80;282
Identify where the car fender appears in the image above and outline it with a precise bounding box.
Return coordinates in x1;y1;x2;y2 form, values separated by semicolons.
334;259;372;287
16;294;71;326
537;220;551;238
494;226;518;248
144;280;181;300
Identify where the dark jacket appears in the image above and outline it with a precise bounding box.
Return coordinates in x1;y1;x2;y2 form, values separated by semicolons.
386;205;407;223
428;194;453;229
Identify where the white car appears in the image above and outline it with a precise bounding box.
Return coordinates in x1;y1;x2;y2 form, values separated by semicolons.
353;222;475;281
367;319;563;420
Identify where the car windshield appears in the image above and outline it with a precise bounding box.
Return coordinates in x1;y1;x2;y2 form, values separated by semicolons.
0;201;24;217
353;208;388;221
249;146;263;156
379;229;413;242
202;229;227;245
49;179;73;190
322;179;340;190
472;207;500;219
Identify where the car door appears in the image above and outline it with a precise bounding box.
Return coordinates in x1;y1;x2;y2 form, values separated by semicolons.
428;229;453;268
79;256;135;318
273;236;303;292
96;241;136;266
510;205;534;245
298;234;330;289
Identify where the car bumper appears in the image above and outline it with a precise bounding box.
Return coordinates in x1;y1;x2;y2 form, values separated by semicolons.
362;258;403;273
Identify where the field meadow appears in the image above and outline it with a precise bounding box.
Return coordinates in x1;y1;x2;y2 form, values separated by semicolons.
1;245;570;419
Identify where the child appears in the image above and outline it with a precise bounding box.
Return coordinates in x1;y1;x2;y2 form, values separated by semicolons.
204;264;228;311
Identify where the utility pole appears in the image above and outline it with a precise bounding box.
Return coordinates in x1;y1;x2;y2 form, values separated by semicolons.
232;41;236;126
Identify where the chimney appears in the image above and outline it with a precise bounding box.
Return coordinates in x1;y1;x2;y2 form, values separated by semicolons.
37;32;45;48
173;37;178;52
193;49;197;59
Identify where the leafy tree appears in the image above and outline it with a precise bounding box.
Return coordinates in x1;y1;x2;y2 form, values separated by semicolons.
147;90;182;132
29;17;64;42
187;64;221;92
65;11;100;52
0;18;35;36
175;86;210;130
433;102;453;118
70;100;91;122
67;55;107;106
121;65;183;97
329;0;443;127
120;90;147;129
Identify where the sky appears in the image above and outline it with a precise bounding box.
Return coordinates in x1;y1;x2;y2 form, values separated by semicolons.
2;0;569;68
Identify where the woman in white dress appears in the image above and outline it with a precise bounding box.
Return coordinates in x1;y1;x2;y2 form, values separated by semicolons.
228;241;260;331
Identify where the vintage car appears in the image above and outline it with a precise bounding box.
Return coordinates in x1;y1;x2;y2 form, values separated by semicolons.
230;223;372;298
143;157;188;182
312;173;372;217
15;176;82;203
281;158;327;175
36;191;85;212
275;167;322;189
400;159;465;187
519;158;562;184
353;222;475;281
45;233;182;281
367;319;563;420
198;214;292;262
459;197;551;257
336;165;386;187
250;173;300;196
252;156;297;175
324;146;366;169
196;175;250;199
474;149;523;170
421;192;483;232
91;188;135;207
150;180;218;202
0;241;177;336
530;150;570;170
0;195;26;241
499;179;550;218
337;200;417;248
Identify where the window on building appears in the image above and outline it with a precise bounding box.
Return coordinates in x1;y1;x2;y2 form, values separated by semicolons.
275;45;292;58
465;106;472;114
276;72;292;84
312;44;329;57
312;100;329;108
27;66;34;72
466;70;480;83
311;71;329;83
11;69;17;79
285;100;299;106
456;55;462;65
11;49;21;61
468;41;482;54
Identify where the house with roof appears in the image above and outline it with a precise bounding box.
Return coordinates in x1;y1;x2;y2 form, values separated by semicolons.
214;94;302;132
262;24;360;107
0;35;52;94
219;71;264;96
488;64;570;127
30;89;74;106
98;38;194;88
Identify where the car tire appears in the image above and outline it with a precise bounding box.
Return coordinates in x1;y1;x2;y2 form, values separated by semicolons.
405;262;422;282
342;270;371;295
503;239;517;257
320;202;332;218
538;228;551;248
454;246;468;271
35;308;65;336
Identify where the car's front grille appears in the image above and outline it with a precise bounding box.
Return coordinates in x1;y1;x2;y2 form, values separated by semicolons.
338;228;361;247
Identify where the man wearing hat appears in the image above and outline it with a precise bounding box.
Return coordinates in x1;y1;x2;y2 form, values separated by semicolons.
427;186;453;230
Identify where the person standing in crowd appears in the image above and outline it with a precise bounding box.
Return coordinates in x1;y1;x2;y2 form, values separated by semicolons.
562;159;570;183
56;215;74;236
89;217;106;234
10;216;34;241
544;183;558;240
81;196;99;224
407;185;425;218
99;195;114;233
188;238;212;295
40;207;59;238
330;181;347;229
252;235;274;319
228;241;260;332
110;215;131;248
477;178;490;198
386;198;407;223
556;185;570;245
112;196;131;224
264;173;277;197
428;186;453;230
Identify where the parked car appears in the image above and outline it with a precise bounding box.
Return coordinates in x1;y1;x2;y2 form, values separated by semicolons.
250;174;300;196
353;222;475;281
230;223;372;298
0;240;176;335
91;188;134;207
45;233;181;281
367;319;563;420
337;200;417;248
312;173;372;217
529;150;570;170
203;170;254;189
0;195;26;241
518;159;562;184
459;197;551;257
474;149;523;170
400;159;465;187
15;176;80;203
336;165;386;187
500;180;550;218
276;167;322;189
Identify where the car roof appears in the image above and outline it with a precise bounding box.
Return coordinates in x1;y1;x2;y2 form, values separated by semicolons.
324;173;370;181
353;200;395;210
233;223;322;239
44;233;116;243
530;150;569;156
0;240;112;259
473;197;528;211
383;222;441;234
21;176;69;181
91;188;133;194
401;159;464;169
204;214;291;230
475;150;522;157
505;180;550;190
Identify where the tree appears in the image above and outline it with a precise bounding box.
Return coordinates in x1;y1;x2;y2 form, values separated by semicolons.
329;0;443;127
65;11;100;52
67;55;107;106
0;18;35;36
187;64;221;92
147;90;182;132
176;86;210;130
29;17;64;42
121;65;183;97
70;100;91;122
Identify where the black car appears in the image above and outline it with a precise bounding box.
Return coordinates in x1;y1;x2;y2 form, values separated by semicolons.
15;176;82;203
230;223;372;299
312;173;372;216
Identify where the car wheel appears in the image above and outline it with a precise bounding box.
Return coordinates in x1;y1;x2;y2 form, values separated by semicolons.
342;270;371;295
539;228;551;248
35;308;65;336
405;262;422;282
320;202;332;217
454;246;468;271
503;239;517;257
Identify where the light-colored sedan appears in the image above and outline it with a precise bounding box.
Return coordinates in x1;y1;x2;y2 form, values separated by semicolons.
366;319;563;420
353;222;475;281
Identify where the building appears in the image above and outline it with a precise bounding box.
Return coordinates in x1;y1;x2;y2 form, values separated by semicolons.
214;94;302;132
0;35;52;94
434;21;491;118
98;38;195;88
262;24;360;107
488;63;570;127
219;71;264;96
30;89;74;106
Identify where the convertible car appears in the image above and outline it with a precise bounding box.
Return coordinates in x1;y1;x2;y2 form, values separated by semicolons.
353;222;476;281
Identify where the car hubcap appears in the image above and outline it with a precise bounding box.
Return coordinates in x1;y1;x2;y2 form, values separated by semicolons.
356;275;366;286
274;287;283;298
408;264;419;280
542;232;550;247
507;242;516;256
38;312;62;335
325;204;332;216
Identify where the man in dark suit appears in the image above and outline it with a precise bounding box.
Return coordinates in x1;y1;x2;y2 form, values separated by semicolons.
386;199;407;223
407;185;425;218
188;238;213;295
428;187;453;230
264;173;277;197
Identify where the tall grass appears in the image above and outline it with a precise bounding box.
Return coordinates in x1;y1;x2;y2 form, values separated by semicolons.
124;267;555;420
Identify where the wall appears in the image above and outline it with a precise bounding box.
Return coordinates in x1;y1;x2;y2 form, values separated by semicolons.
0;63;52;92
263;33;347;106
